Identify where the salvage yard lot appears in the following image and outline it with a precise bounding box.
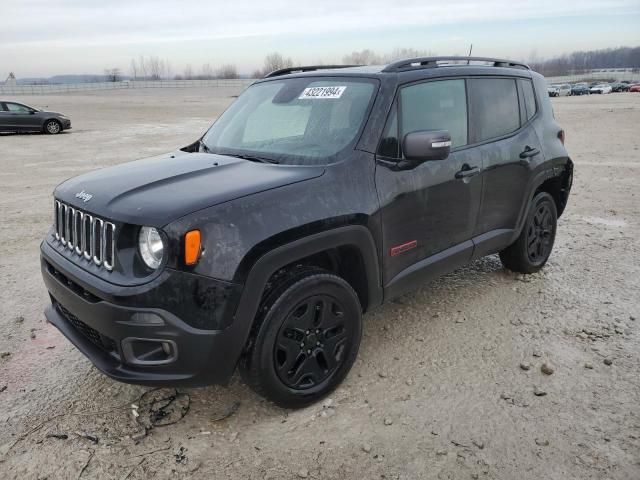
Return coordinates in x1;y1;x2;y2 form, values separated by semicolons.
0;88;639;479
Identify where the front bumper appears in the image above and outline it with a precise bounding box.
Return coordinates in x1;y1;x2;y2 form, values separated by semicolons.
60;119;71;130
41;242;245;387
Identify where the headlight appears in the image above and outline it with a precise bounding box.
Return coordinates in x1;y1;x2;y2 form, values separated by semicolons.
138;226;164;269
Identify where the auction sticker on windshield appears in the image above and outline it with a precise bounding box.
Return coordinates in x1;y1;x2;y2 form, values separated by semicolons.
299;86;346;99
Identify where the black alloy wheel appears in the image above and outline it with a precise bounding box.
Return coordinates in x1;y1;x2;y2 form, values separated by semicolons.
499;192;558;274
274;294;349;389
240;268;362;408
526;202;555;264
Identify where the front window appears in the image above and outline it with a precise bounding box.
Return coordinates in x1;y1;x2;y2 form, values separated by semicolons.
5;102;33;112
202;77;377;165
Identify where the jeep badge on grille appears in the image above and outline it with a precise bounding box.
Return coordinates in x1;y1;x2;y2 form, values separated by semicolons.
75;190;93;202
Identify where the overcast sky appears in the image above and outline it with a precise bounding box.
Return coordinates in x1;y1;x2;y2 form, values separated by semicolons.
2;0;639;78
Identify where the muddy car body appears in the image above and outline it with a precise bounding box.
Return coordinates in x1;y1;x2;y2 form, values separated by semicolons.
41;57;573;407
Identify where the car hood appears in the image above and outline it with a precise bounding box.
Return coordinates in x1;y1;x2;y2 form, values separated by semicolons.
36;110;63;116
54;151;325;226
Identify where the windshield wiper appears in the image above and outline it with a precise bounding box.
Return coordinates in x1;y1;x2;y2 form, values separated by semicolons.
199;139;212;153
223;153;280;164
199;141;279;164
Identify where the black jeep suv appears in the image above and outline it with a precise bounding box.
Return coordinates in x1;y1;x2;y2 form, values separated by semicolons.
41;57;572;407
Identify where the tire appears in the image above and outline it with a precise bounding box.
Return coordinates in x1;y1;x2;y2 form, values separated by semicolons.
240;267;362;408
499;192;557;274
44;119;62;134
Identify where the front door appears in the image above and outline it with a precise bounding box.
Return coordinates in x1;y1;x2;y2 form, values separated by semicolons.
375;79;482;292
4;102;37;130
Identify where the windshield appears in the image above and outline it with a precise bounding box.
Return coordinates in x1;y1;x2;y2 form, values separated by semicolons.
201;77;377;165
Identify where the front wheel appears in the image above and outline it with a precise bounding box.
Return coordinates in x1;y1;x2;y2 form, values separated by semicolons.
240;268;362;408
500;192;557;274
44;119;62;134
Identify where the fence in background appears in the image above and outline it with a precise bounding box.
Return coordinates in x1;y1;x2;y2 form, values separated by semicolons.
545;71;640;84
0;79;255;95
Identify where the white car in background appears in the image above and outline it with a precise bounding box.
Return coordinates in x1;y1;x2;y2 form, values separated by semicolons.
547;85;560;97
557;84;572;96
590;83;612;94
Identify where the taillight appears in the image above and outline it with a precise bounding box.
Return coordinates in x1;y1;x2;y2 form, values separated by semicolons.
558;129;565;145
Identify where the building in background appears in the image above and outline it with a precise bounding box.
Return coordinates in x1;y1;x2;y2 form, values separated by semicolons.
4;73;17;86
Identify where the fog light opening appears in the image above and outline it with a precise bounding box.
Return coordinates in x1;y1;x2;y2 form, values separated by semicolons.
122;338;177;365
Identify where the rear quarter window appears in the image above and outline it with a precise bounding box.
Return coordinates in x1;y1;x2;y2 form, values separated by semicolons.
468;78;520;143
519;79;537;121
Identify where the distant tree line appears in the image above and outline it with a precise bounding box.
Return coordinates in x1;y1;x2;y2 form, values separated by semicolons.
529;46;640;76
342;48;437;65
25;45;639;85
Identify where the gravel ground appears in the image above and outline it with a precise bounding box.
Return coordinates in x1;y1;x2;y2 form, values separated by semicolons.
0;88;639;480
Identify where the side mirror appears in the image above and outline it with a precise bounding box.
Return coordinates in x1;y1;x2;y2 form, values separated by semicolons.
28;110;36;114
402;130;451;162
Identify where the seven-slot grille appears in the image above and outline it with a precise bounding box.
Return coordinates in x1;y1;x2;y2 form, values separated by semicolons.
53;200;116;271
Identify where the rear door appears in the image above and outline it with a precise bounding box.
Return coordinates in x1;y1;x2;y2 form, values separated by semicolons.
0;102;10;130
468;76;543;257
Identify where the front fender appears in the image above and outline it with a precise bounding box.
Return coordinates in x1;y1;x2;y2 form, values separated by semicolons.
215;225;383;384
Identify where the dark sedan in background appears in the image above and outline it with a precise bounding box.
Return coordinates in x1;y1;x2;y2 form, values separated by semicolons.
0;101;71;134
571;83;590;95
610;82;630;92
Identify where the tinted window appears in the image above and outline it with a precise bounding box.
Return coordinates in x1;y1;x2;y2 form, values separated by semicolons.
5;102;31;112
468;78;520;142
519;79;537;121
400;79;468;148
378;108;399;158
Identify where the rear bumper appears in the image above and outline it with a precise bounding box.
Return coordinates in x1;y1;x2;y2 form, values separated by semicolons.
41;243;245;387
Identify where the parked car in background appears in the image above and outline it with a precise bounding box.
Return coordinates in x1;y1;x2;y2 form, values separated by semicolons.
0;101;71;134
547;85;559;97
630;84;640;93
557;84;572;96
589;83;612;94
611;82;630;92
571;84;590;95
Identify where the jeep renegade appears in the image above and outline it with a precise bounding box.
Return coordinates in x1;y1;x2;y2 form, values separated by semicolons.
41;57;573;408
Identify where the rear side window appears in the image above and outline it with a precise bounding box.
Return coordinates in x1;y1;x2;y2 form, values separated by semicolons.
400;79;468;149
519;79;537;121
468;78;520;143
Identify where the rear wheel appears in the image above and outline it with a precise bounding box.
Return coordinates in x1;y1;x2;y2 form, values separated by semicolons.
240;267;362;408
500;192;557;274
44;119;61;134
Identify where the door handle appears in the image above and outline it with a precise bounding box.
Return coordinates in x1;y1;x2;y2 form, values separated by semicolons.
519;146;540;159
455;164;480;179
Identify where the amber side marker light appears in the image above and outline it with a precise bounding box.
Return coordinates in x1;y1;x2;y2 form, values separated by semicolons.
184;230;201;265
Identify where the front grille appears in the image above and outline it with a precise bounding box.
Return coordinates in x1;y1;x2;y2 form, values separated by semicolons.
55;301;118;354
54;200;116;271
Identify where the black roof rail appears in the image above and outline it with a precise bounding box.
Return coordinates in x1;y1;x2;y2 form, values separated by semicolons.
263;65;363;78
382;56;530;72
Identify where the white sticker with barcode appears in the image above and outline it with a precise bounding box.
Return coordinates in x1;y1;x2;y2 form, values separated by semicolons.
299;86;346;99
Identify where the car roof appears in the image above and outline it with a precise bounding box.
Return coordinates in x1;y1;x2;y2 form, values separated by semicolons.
257;57;534;83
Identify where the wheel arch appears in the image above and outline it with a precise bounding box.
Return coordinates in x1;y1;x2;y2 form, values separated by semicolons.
514;158;573;240
533;157;573;218
236;224;382;314
42;117;62;132
214;225;382;384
